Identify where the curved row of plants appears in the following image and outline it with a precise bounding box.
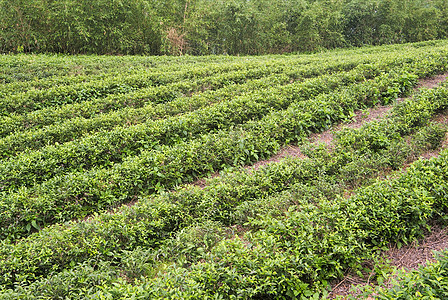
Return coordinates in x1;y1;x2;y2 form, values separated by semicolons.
0;60;218;97
2;41;446;117
0;51;361;96
3;49;447;187
0;54;276;94
2;50;376;112
0;79;446;292
105;146;448;299
0;53;230;83
1;42;448;298
0;75;294;155
2;40;439;85
0;53;252;86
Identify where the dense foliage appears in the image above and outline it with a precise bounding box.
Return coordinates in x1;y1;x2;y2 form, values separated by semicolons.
1;0;448;55
0;42;448;298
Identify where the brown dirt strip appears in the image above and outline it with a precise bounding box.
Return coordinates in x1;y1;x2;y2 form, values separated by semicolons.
417;73;448;89
75;72;448;260
193;101;396;188
93;73;448;217
304;72;448;150
212;116;448;299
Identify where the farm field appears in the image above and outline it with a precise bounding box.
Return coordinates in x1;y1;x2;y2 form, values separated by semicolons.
1;40;448;299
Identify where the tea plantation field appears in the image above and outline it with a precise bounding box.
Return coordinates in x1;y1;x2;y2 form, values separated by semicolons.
1;40;448;299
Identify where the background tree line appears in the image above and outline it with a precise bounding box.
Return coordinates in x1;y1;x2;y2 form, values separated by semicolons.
1;0;447;55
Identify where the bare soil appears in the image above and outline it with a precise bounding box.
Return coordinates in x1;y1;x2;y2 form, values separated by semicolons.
416;73;448;89
251;145;307;171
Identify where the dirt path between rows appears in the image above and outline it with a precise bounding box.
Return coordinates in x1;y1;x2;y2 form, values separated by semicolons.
253;72;448;168
327;75;448;299
326;72;448;298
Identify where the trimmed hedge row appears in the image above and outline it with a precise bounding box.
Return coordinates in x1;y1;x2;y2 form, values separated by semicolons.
0;75;295;156
0;55;256;96
0;80;194;137
1;39;448;298
4;51;393;117
2;40;446;84
2;43;446;136
0;53;243;84
0;57;369;153
0;57;220;96
0;73;294;155
2;147;446;298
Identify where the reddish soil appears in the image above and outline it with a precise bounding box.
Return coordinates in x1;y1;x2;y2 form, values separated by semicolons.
308;105;394;148
251;145;307;171
416;73;448;89
192;177;210;189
